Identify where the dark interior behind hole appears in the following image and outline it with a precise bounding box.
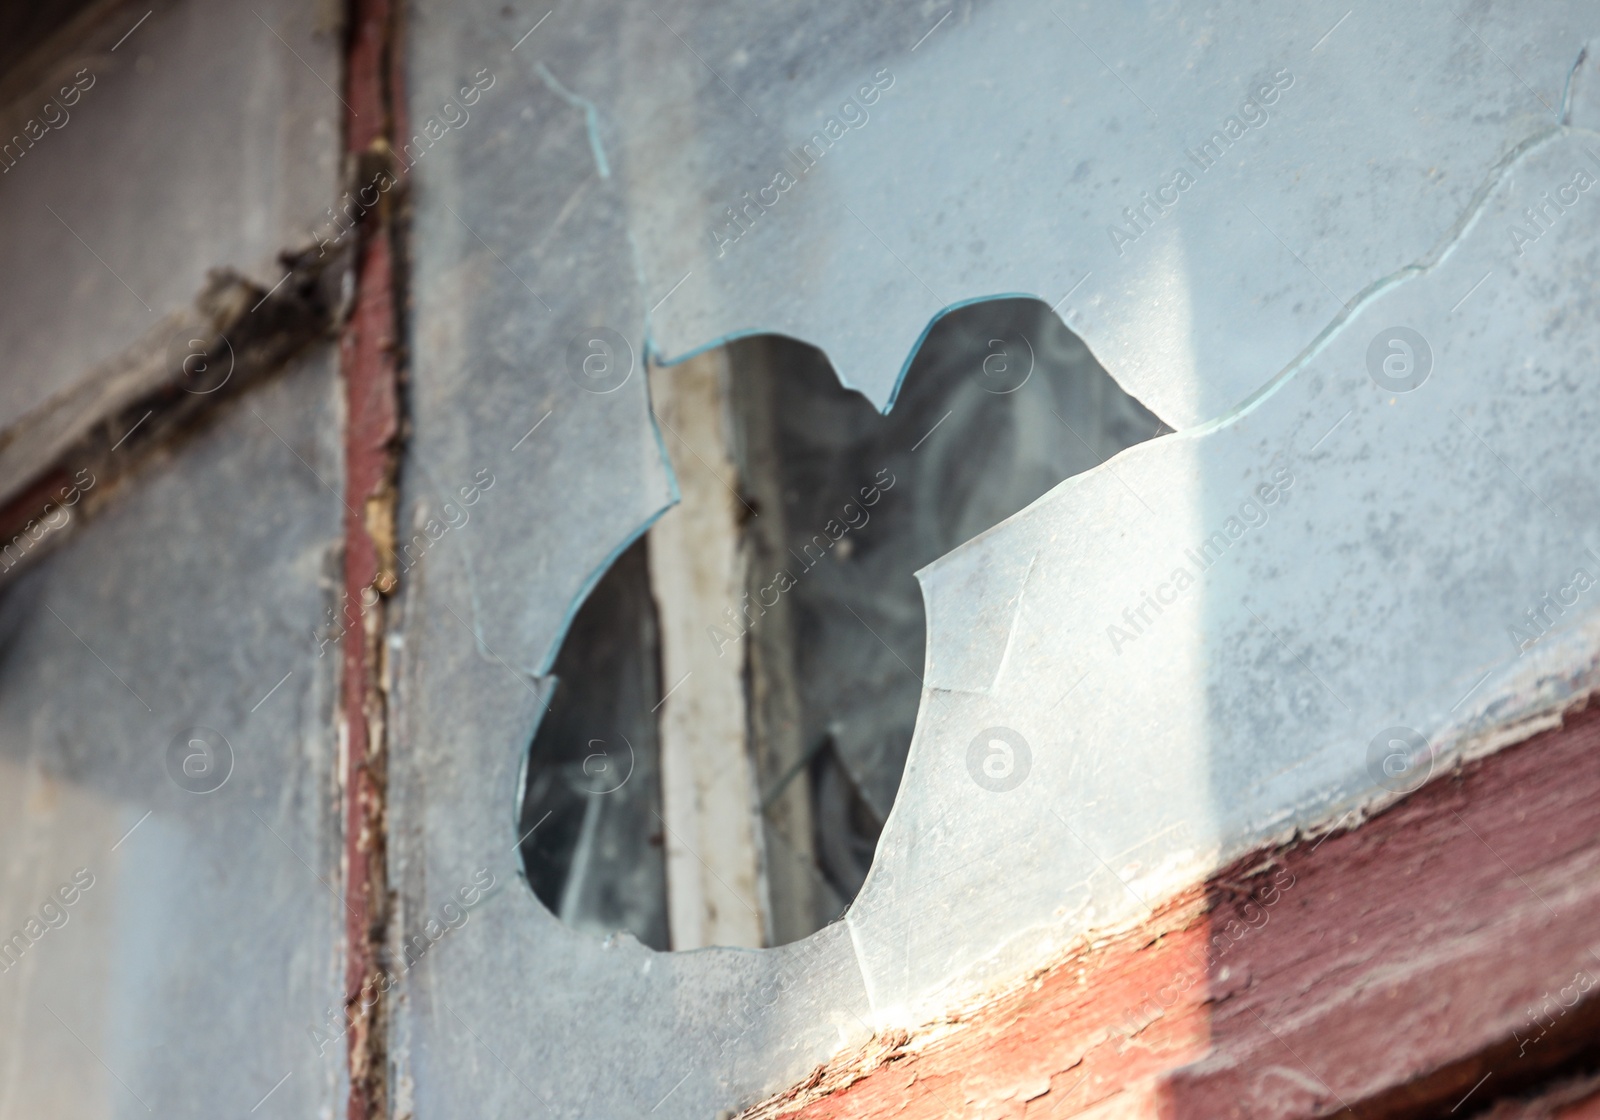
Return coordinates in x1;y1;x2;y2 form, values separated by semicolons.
520;298;1163;950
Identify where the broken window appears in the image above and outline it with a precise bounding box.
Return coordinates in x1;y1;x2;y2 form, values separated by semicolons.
10;4;1600;1118
521;297;1160;949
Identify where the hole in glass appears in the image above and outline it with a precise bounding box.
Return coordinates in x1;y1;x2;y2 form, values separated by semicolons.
520;298;1163;950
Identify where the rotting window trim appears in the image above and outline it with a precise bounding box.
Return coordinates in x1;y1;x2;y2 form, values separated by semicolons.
335;1;406;1118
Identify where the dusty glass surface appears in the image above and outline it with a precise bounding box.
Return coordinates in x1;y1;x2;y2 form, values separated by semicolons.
0;0;339;434
616;1;1593;427
0;351;345;1118
393;1;1600;1116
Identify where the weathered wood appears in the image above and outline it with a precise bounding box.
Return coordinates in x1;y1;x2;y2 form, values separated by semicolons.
649;350;768;949
1478;1073;1600;1119
339;3;402;1117
742;698;1600;1120
728;336;831;944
